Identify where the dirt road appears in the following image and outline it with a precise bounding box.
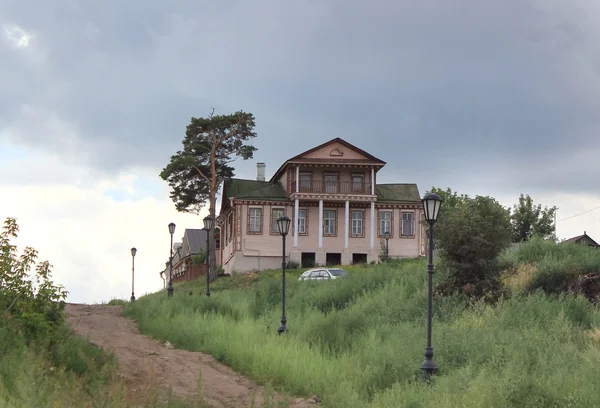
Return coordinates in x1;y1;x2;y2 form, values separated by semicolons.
65;303;315;408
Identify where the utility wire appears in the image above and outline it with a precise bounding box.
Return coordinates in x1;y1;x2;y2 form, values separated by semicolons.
557;207;600;223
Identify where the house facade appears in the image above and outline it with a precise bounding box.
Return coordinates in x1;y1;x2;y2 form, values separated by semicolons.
217;138;426;274
564;231;599;248
159;228;223;283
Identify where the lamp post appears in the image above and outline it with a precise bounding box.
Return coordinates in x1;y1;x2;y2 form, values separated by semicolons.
420;192;443;378
130;247;137;302
383;231;390;260
203;215;214;297
167;222;176;298
276;215;291;335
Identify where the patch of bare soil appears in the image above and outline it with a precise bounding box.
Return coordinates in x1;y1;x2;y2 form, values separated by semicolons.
65;303;316;408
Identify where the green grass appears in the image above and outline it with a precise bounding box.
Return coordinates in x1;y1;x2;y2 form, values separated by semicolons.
126;249;600;408
0;325;208;408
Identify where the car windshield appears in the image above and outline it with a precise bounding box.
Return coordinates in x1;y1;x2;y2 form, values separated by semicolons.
329;269;348;277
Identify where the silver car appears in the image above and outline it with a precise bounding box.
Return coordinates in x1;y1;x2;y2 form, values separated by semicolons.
298;268;349;281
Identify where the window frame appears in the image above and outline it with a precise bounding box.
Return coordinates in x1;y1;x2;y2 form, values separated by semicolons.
270;207;286;235
295;208;308;235
323;172;340;194
323;209;337;236
378;210;394;238
299;172;313;192
401;211;415;238
351;173;365;193
247;207;263;235
349;209;365;238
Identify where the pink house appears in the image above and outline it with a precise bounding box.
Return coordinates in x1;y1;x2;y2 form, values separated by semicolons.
217;138;426;274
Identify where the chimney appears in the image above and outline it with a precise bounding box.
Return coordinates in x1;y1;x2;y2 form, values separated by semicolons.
256;162;266;181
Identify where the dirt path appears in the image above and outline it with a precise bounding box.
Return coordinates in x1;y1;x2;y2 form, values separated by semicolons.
65;303;316;408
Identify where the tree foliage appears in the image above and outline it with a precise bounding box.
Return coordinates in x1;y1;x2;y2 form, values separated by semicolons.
510;193;556;243
160;109;257;280
430;187;512;299
0;217;68;342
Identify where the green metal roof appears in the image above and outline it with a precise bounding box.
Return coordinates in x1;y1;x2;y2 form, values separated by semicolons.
375;184;421;202
222;179;419;204
224;178;289;200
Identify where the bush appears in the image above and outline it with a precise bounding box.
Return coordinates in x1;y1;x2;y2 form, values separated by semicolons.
502;237;600;297
0;217;68;344
192;249;207;265
431;189;513;300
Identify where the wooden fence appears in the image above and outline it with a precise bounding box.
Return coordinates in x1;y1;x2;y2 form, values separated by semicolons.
172;264;208;284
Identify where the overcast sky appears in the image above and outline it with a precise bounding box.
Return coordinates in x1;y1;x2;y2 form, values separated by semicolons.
1;0;599;303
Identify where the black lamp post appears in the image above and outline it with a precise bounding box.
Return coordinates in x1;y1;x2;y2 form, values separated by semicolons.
203;215;214;297
420;192;443;378
130;247;137;302
276;215;291;335
383;231;390;260
167;222;176;298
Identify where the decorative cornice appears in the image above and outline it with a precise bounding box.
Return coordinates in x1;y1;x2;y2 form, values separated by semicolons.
233;199;292;206
290;193;377;202
376;203;422;210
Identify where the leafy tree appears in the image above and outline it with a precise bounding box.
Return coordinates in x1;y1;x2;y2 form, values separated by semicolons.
160;109;257;281
430;187;512;299
510;193;557;242
192;249;207;265
0;217;68;343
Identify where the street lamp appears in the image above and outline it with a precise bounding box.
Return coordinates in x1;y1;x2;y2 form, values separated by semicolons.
130;247;137;302
420;192;442;378
383;231;390;260
203;215;214;297
167;222;176;298
276;215;291;335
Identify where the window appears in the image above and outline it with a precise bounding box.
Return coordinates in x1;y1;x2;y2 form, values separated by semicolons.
350;210;364;237
271;208;285;234
323;210;336;235
352;174;364;192
215;229;221;249
299;173;312;191
402;212;414;236
297;209;307;234
379;211;392;236
248;208;262;233
324;174;338;193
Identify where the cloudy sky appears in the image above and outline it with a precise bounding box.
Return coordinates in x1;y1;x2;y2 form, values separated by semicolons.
1;0;598;303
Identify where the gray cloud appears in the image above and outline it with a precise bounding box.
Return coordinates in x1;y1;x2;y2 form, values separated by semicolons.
1;0;599;195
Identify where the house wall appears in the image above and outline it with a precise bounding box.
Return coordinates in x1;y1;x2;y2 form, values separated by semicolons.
221;201;423;274
288;167;376;190
221;208;237;267
291;205;422;257
301;141;369;160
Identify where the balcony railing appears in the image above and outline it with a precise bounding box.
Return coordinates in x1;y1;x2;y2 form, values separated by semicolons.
291;180;373;195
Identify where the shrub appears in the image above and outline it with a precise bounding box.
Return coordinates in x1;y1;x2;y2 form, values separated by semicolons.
431;188;512;300
0;217;68;344
503;237;600;297
192;249;207;265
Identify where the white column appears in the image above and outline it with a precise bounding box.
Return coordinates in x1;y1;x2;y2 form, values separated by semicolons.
371;168;375;195
344;200;349;249
294;199;299;248
295;166;300;193
370;201;375;249
318;199;323;248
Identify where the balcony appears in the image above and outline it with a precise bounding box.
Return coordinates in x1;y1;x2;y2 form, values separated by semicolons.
291;180;373;195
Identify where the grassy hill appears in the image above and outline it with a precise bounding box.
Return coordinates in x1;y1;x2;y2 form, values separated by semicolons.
126;239;600;408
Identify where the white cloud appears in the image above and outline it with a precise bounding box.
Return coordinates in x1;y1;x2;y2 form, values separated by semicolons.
0;160;208;304
3;23;32;48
